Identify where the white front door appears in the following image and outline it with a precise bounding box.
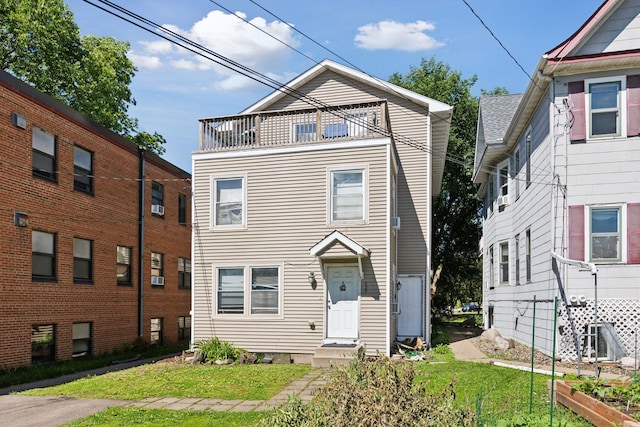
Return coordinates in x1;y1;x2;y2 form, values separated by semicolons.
326;266;359;340
397;275;423;338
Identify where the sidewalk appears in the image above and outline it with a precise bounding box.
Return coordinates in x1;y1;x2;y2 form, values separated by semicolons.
448;333;629;380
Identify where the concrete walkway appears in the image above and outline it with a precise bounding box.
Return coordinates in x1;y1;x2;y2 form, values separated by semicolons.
126;368;326;412
448;328;629;380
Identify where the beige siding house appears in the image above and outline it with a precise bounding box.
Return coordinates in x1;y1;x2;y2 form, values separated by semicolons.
192;60;452;363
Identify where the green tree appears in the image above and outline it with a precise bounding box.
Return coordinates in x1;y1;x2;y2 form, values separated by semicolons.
0;0;166;155
390;57;482;311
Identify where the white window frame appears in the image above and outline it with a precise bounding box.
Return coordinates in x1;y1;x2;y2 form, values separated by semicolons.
211;173;247;230
586;76;626;140
327;165;369;225
588;204;626;263
488;245;495;289
213;264;283;318
497;160;509;208
514;146;520;201
514;234;520;286
249;266;281;315
499;241;509;285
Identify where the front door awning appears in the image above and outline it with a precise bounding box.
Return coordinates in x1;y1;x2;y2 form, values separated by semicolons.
309;230;370;279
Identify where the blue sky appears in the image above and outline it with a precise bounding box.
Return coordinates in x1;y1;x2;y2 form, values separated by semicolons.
65;0;604;172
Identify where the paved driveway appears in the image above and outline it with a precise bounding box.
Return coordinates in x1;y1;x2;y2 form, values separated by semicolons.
0;395;128;427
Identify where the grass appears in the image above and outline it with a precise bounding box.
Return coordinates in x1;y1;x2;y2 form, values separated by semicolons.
63;407;266;427
0;342;188;389
23;362;311;401
415;349;591;426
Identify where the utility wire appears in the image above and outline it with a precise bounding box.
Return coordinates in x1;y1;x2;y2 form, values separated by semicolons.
84;0;456;164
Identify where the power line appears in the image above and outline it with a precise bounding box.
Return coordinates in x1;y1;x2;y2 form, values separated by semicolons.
83;0;458;165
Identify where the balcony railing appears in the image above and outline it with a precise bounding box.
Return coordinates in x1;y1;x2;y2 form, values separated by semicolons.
199;100;389;151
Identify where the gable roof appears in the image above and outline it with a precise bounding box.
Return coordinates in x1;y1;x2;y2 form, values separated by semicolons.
473;94;523;183
241;59;453;195
309;230;370;258
473;0;640;187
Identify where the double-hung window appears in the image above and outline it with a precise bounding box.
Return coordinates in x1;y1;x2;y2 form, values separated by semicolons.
117;246;132;285
33;230;56;281
74;146;93;194
178;257;191;289
251;267;279;314
213;176;245;228
590;206;621;262
488;245;494;289
499;242;509;284
178;316;191;341
217;268;244;314
525;229;532;282
32;127;56;181
514;235;520;285
72;322;91;357
73;238;93;283
588;79;622;138
151;181;164;216
151;252;164;286
178;193;187;225
329;167;367;223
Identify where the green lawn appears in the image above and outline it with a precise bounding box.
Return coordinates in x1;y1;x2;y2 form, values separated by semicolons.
23;363;311;401
24;351;590;426
63;407;266;427
414;356;590;426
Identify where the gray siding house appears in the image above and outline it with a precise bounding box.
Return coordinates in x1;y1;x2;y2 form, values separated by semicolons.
191;60;452;364
474;0;640;362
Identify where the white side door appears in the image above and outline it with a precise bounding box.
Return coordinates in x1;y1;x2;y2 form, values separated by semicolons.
397;275;423;338
326;266;359;339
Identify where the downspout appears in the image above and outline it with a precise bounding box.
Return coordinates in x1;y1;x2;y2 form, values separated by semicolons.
138;148;146;337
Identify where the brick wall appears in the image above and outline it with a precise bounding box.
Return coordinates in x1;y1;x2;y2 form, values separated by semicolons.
0;73;191;369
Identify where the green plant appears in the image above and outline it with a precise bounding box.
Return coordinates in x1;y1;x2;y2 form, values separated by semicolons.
261;349;476;426
196;337;244;362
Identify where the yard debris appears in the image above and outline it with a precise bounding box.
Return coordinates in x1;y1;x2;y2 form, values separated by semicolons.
394;337;430;362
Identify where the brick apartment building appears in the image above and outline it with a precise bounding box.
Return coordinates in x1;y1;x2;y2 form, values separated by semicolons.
0;70;192;369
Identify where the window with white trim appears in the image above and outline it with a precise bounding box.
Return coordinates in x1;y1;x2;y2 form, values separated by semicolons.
525;229;531;282
590;206;621;262
514;234;520;285
213;176;246;228
329;167;367;223
499;242;509;284
250;267;279;314
587;77;624;138
216;266;281;316
488;245;494;289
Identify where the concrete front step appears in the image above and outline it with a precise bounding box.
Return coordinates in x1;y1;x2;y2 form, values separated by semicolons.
311;343;362;368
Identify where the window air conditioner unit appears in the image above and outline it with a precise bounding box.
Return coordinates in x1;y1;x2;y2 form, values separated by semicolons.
151;276;164;286
497;195;509;207
391;217;401;230
151;204;165;216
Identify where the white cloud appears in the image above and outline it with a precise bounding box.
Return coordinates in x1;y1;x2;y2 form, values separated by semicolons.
354;20;444;51
128;53;163;70
140;39;174;54
133;10;299;91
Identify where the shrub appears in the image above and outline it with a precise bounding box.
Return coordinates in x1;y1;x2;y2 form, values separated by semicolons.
195;337;244;363
261;349;476;426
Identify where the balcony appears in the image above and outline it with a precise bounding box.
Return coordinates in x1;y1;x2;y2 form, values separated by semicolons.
199;100;390;152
